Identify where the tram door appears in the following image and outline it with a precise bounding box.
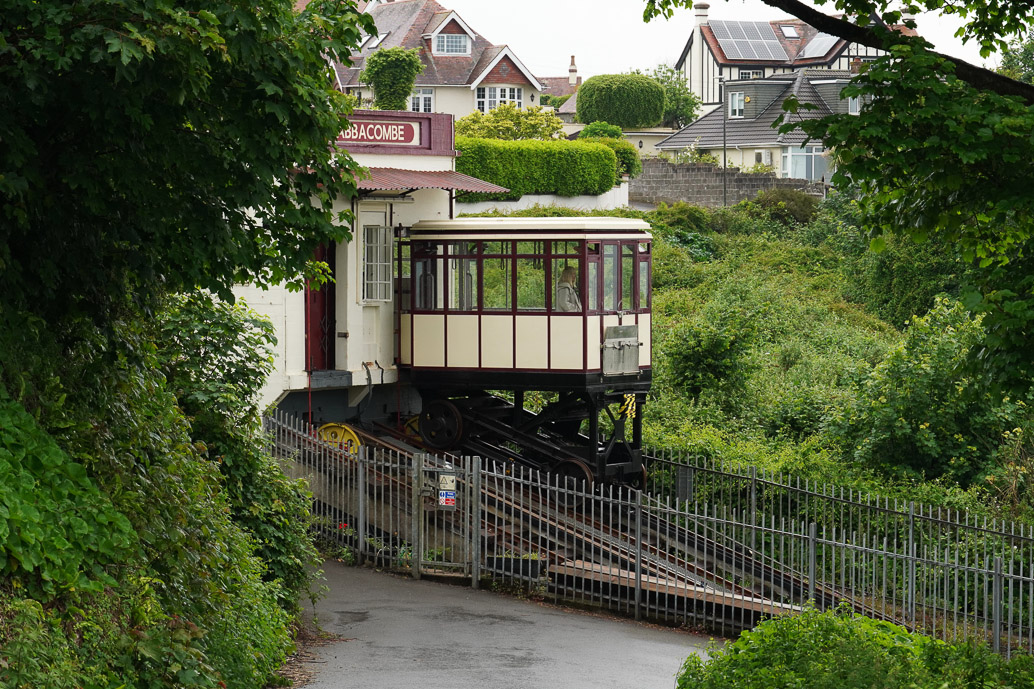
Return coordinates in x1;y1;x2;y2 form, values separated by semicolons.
356;207;394;373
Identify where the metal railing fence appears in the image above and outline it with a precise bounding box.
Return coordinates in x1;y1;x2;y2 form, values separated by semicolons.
266;411;1034;655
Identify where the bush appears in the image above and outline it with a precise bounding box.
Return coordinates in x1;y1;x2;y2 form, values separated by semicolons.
676;606;1034;689
455;103;563;140
455;136;617;201
578;121;624;139
551;93;572;109
579;136;642;178
576;73;665;128
752;187;819;225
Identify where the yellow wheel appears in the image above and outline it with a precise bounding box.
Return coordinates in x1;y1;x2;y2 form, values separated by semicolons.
317;422;362;456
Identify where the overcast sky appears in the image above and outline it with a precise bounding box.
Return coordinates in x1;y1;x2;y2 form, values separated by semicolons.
436;0;996;79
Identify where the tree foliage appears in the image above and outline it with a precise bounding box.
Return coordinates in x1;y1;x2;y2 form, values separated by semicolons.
0;0;374;323
998;35;1034;85
455;103;564;140
578;121;624;139
576;73;665;128
634;64;701;128
360;46;424;111
639;0;1034;387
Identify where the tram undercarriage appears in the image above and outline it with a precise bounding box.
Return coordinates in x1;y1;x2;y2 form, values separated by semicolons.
416;386;649;488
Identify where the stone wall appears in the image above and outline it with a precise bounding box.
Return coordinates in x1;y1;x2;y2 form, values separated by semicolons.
629;158;824;208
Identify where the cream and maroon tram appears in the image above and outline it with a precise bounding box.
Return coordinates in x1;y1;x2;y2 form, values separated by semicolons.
398;217;652;486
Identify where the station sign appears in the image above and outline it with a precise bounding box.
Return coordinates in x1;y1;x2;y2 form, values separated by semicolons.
340;119;421;146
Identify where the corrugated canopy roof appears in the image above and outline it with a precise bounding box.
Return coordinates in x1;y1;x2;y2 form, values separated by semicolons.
357;168;509;194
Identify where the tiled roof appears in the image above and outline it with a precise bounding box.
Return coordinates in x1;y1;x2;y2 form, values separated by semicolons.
657;69;841;150
337;0;539;89
358;167;509;194
558;91;578;114
539;77;580;98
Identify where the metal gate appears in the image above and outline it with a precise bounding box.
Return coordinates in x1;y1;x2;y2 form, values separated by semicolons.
410;453;482;584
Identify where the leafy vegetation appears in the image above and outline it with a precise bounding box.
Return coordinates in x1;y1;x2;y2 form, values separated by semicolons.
578;137;643;178
576;73;665;128
360;46;424;111
455;136;617;201
578;121;625;139
455;103;564;140
677;606;1034;689
632;64;701;128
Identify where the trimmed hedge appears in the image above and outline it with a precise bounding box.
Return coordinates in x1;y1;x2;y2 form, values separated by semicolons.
576;73;664;128
579;136;642;178
456;136;617;201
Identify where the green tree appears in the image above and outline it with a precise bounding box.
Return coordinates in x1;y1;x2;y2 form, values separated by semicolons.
642;0;1034;387
999;36;1034;84
0;0;374;323
576;73;665;128
455;103;564;139
636;64;700;128
360;46;424;111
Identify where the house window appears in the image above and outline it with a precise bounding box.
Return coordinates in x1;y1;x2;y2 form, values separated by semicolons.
781;145;828;182
435;33;469;54
848;95;860;115
363;225;393;302
729;91;745;118
780;25;799;38
411;88;434;113
738;69;763;79
476;86;523;112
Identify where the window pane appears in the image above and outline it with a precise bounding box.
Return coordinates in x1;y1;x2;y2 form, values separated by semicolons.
482;257;511;311
639;258;650;310
363;225;393;301
551;240;581;256
482;241;508;255
603;244;619;311
516;257;546;310
449;257;478;311
622;244;634;311
587;262;599;312
552;258;582;313
516;241;543;255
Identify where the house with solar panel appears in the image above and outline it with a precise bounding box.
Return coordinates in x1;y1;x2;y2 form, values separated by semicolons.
675;3;906;111
336;0;544;119
655;68;860;182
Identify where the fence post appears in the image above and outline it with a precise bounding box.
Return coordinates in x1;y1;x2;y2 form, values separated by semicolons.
808;521;817;605
749;466;757;556
471;456;482;590
634;496;643;621
357;446;368;566
993;556;1003;654
411;453;423;580
907;501;915;628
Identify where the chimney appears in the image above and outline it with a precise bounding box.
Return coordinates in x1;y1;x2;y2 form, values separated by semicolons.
569;55;578;87
694;3;709;25
850;57;863;74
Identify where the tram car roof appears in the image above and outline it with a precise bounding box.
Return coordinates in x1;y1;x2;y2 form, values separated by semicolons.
409;217;652;238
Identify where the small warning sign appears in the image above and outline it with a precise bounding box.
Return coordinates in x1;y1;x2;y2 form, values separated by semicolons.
438;490;457;509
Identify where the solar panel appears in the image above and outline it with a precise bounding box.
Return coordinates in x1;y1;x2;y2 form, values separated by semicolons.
709;20;789;62
800;32;839;59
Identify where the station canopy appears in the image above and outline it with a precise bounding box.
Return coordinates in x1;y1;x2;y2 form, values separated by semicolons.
357;167;508;195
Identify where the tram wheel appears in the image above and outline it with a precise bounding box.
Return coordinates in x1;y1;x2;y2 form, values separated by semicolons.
418;399;465;450
552;458;593;507
317;422;362;456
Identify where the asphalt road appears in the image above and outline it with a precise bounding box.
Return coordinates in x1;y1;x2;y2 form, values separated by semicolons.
302;561;710;689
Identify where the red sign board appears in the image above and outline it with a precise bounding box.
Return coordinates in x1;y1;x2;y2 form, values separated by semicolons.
340;120;420;146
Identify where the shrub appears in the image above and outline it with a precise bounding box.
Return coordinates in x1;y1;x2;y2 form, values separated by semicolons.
676;606;1034;689
752;187;819;225
576;73;665;128
359;46;423;110
647;63;700;128
578;121;624;138
455;103;563;140
455;136;616;201
551;93;572;109
579;136;642;178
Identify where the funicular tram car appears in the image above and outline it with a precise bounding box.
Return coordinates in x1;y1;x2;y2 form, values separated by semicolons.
397;217;653;486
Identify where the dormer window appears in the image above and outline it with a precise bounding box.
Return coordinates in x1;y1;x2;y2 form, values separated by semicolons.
435;34;469;55
780;25;799;38
729;91;745;118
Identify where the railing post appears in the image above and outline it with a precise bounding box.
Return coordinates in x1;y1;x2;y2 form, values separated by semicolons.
634;495;643;621
907;501;915;628
994;556;1003;654
808;521;817;605
411;452;423;580
471;456;482;590
357;446;368;566
749;466;757;556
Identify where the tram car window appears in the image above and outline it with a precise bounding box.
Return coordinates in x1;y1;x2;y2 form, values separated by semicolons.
399;217;653;487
